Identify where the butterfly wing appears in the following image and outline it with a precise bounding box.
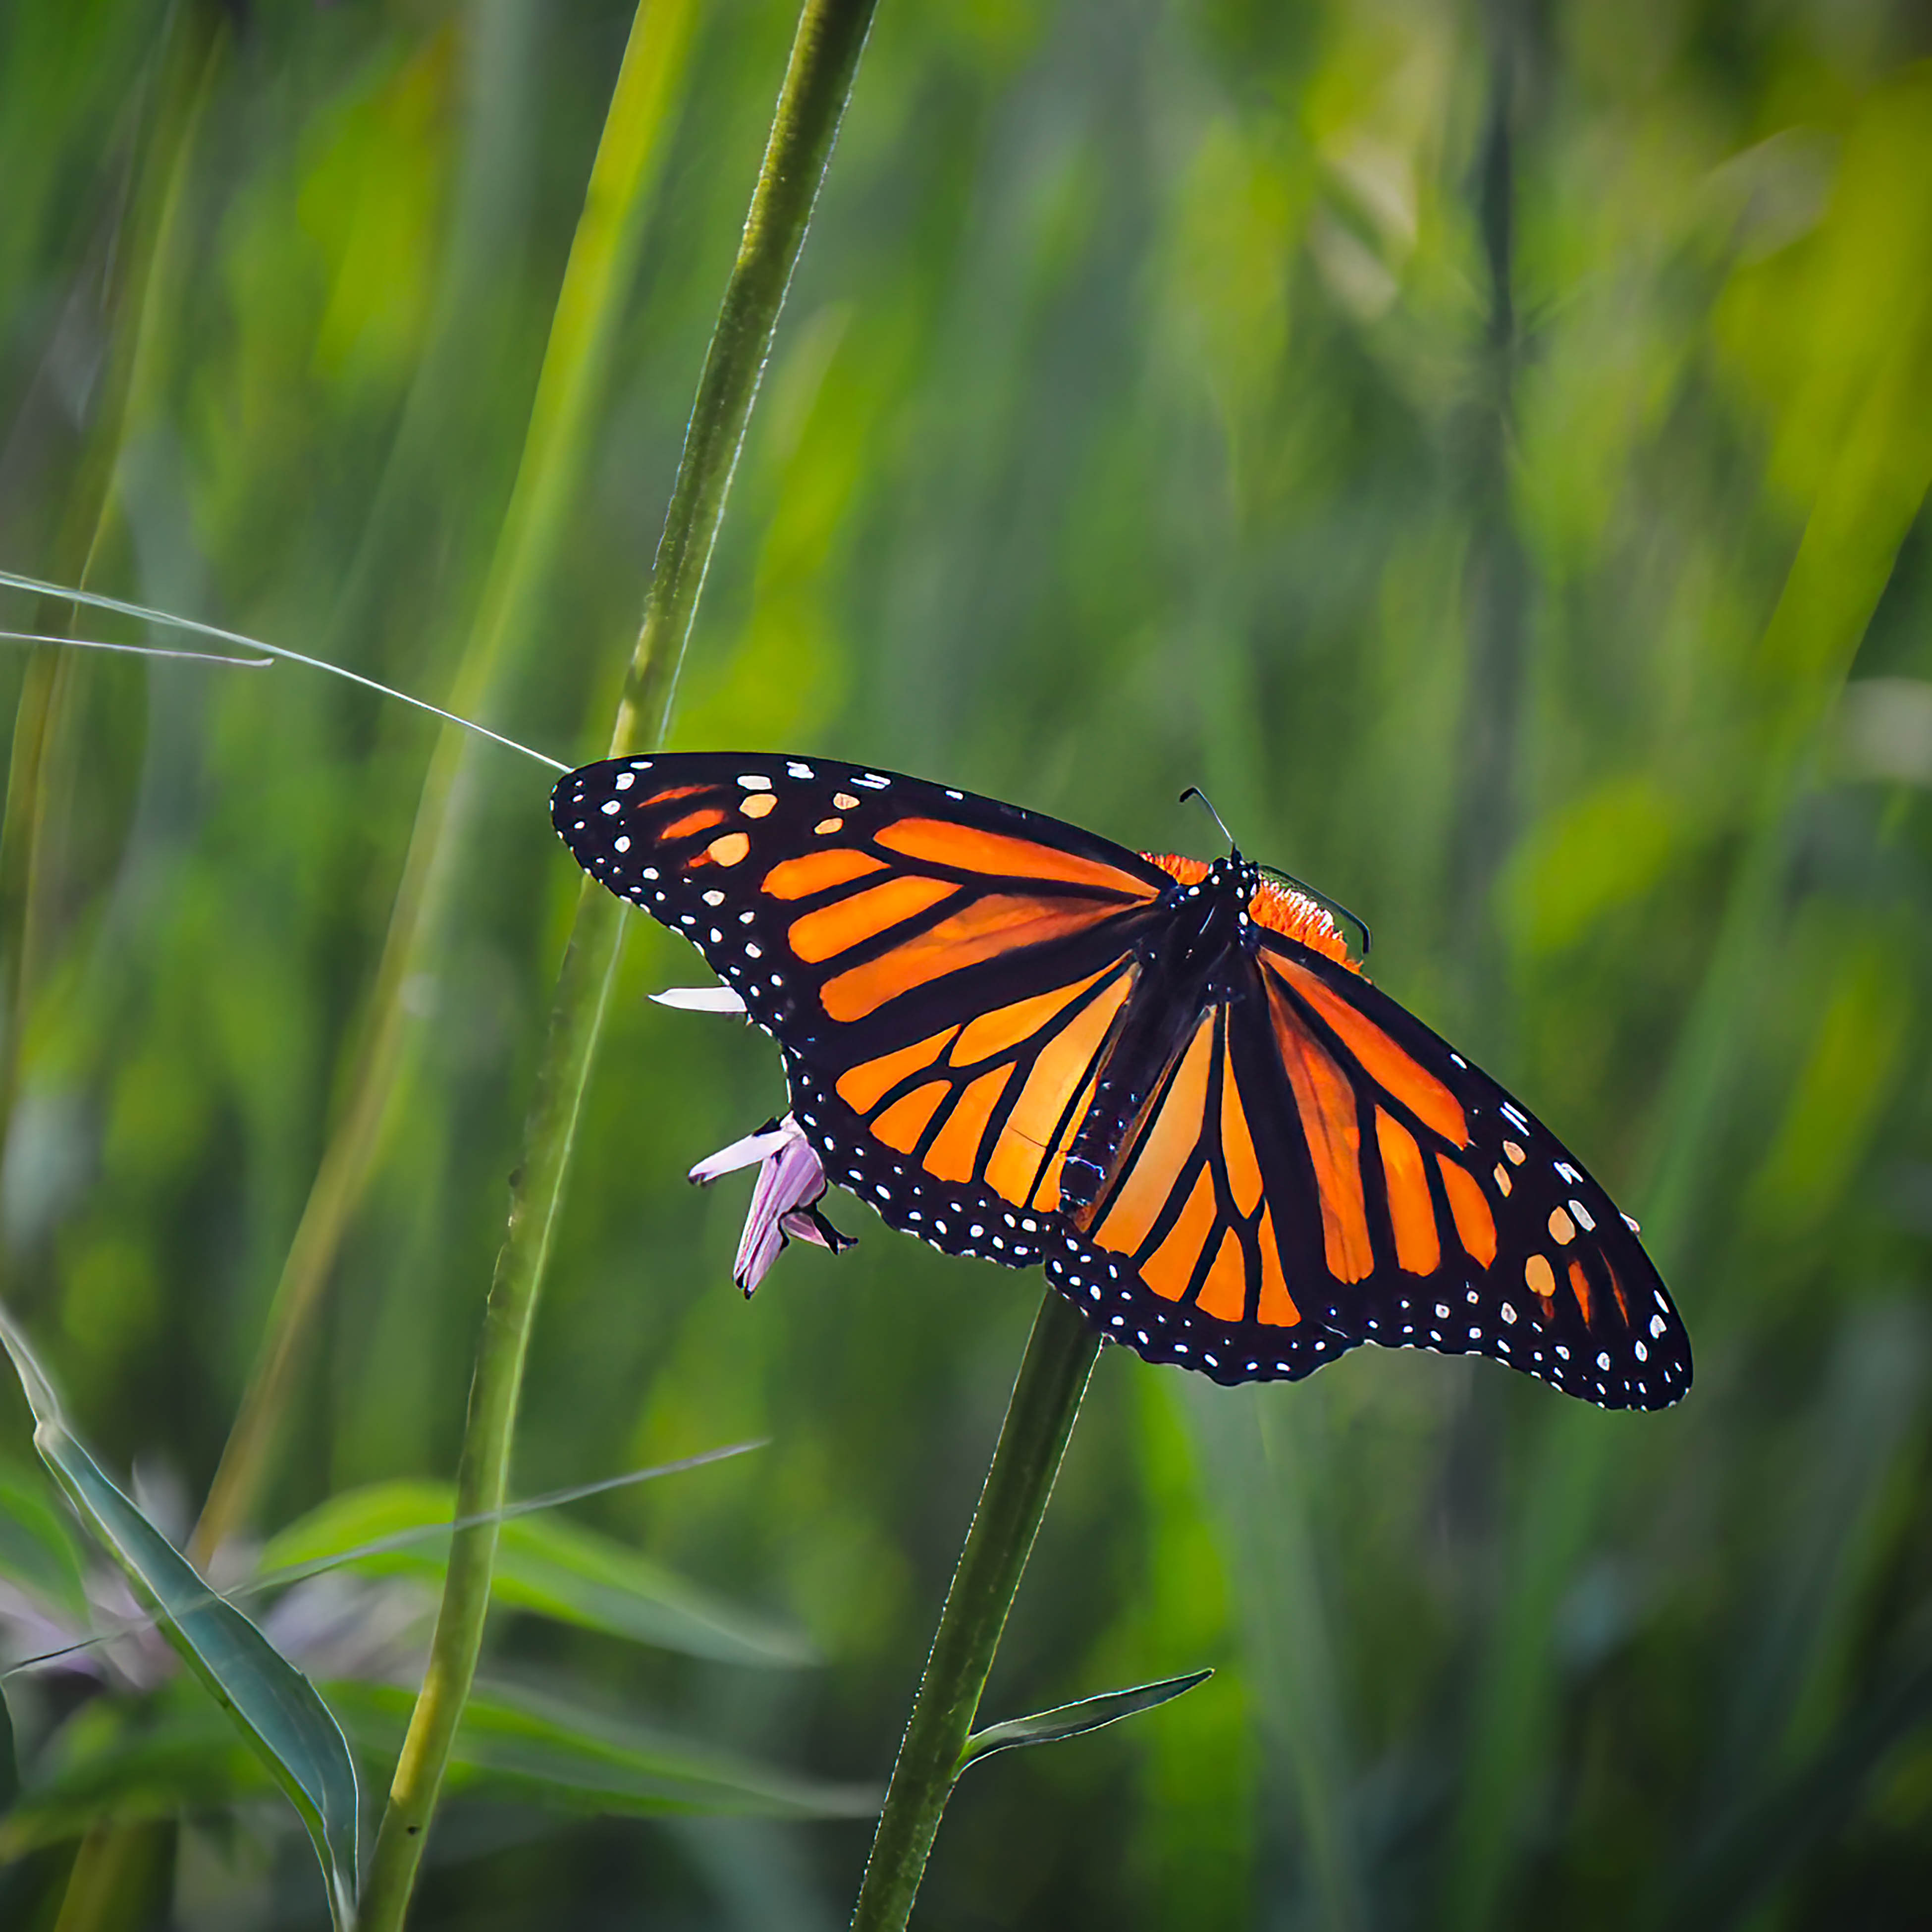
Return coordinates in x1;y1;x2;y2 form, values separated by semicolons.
552;753;1170;1268
1048;927;1691;1408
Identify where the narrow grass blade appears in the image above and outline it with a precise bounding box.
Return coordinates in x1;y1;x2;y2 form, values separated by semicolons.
262;1477;815;1667
957;1670;1212;1778
0;1310;359;1931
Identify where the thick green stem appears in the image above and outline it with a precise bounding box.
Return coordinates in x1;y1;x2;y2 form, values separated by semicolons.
851;1291;1102;1932
357;1;879;1924
189;0;699;1565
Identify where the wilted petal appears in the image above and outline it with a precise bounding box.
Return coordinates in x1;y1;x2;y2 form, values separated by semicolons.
705;1114;854;1296
689;1120;791;1185
651;985;749;1016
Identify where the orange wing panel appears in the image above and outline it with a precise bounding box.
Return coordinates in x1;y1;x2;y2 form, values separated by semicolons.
1220;1048;1264;1217
983;975;1132;1206
1255;1210;1301;1327
924;1067;1012;1183
661;807;728;842
954;967;1108;1064
1193;1229;1249;1321
1269;958;1467;1148
1436;1154;1498;1267
788;875;956;964
834;1025;959;1113
872;1081;949;1153
1270;989;1374;1284
1090;1018;1216;1258
820;896;1123;1023
1568;1258;1594;1325
1141;1166;1219;1302
875;819;1158;899
1374;1107;1441;1277
763;849;888;899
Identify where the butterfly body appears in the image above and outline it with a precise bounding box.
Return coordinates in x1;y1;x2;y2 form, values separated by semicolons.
552;752;1691;1410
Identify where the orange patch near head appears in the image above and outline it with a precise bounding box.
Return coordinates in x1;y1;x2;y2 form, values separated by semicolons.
878;819;1157;899
1437;1155;1498;1267
788;875;955;964
762;848;887;899
661;807;728;842
1375;1107;1441;1277
641;783;711;807
1137;856;1354;966
820;895;1123;1023
1269;958;1468;1148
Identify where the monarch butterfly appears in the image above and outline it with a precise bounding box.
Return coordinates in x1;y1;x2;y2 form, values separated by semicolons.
552;753;1690;1410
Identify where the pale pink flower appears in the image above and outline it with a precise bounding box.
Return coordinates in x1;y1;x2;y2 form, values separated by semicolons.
690;1113;854;1295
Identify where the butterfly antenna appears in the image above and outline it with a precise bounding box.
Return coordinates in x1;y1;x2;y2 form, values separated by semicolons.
1178;785;1237;853
1259;861;1373;960
0;570;570;773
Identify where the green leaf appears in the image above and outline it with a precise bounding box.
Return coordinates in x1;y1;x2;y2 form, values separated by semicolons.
331;1678;879;1820
956;1669;1214;1778
262;1477;814;1668
0;1309;360;1930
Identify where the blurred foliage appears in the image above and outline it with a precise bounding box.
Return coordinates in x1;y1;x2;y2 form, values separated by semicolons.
0;0;1929;1926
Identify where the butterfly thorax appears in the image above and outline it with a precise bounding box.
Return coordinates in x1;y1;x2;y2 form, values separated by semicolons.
1059;854;1260;1215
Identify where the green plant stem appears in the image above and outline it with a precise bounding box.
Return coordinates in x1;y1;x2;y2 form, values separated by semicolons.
189;0;699;1566
851;1290;1102;1932
357;1;879;1924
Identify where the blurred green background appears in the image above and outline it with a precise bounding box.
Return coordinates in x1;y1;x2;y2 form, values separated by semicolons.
1;0;1930;1926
